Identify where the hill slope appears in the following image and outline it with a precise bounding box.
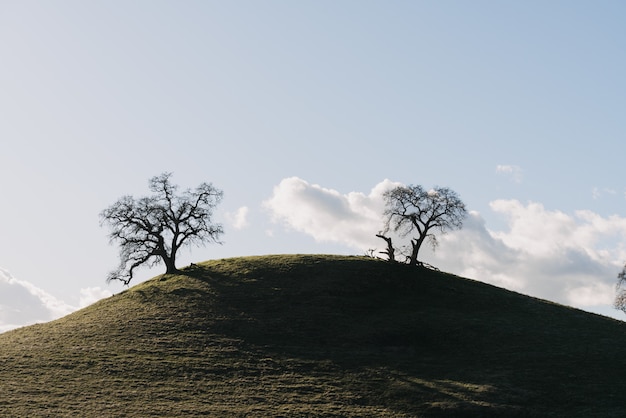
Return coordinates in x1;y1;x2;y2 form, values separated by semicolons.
1;254;625;417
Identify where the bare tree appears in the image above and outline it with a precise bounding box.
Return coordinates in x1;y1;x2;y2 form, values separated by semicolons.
615;265;626;313
100;173;223;285
383;185;467;266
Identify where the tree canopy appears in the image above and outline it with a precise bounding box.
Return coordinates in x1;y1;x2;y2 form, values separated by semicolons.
382;185;467;266
100;173;223;285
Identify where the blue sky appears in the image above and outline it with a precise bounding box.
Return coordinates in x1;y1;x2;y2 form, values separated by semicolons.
2;1;626;331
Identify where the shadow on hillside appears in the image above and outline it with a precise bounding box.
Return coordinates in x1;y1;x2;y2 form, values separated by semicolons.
174;258;551;416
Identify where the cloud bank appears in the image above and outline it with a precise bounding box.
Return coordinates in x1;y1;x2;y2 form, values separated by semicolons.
422;202;626;309
264;177;402;249
0;268;112;333
265;177;626;314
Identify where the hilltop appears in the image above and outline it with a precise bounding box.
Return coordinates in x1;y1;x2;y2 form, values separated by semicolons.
1;254;625;417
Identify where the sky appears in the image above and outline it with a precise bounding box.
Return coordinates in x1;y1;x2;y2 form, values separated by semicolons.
2;0;626;331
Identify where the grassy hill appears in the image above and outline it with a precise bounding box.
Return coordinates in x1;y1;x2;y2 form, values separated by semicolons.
1;254;626;417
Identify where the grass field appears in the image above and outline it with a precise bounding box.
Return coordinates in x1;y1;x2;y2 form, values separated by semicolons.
1;254;625;416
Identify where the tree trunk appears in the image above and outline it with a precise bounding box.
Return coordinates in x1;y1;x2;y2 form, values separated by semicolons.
409;235;426;266
164;236;180;274
376;234;396;262
409;240;419;266
163;254;179;274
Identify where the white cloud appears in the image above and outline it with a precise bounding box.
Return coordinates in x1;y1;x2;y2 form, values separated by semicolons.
496;164;523;183
79;287;112;308
226;206;250;230
264;177;402;249
0;269;114;333
265;177;626;316
419;200;626;310
592;187;617;200
0;267;76;332
566;282;615;307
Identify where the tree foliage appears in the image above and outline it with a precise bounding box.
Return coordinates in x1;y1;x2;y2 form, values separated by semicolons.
100;173;223;285
383;185;467;266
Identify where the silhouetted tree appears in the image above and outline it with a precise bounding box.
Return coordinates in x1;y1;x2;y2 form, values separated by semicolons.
383;185;467;266
100;173;223;285
615;265;626;313
376;233;396;262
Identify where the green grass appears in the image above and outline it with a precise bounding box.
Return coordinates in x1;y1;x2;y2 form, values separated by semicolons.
1;254;626;416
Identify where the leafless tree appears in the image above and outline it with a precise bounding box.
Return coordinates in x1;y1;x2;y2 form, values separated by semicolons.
383;185;467;266
100;173;223;285
615;265;626;313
